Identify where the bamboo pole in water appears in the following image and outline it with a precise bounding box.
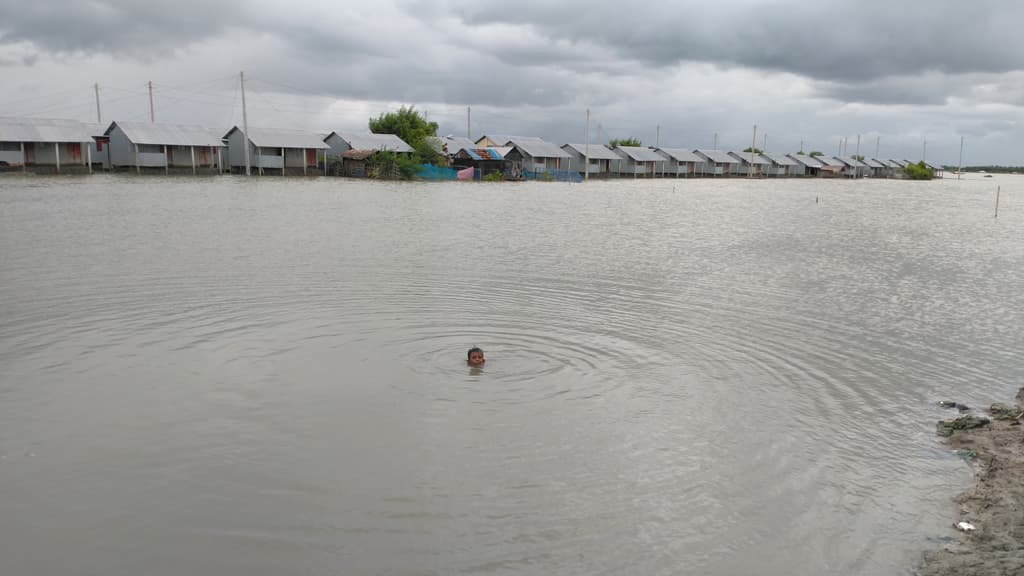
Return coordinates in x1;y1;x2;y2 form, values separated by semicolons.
995;186;1001;218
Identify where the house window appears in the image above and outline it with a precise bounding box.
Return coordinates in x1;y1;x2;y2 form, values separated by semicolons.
138;144;163;154
0;142;21;151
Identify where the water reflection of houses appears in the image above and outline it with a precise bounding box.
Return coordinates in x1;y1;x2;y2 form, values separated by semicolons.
0;117;99;174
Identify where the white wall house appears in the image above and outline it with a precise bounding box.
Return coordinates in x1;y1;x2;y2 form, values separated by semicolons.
224;127;329;175
727;151;772;176
503;138;571;175
561;143;620;176
655;148;704;177
761;153;798;177
693;149;739;176
104;121;225;174
613;146;665;177
0;117;98;173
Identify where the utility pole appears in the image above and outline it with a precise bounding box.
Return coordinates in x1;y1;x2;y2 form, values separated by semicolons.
656;124;660;148
148;80;155;123
713;132;718;150
585;108;590;182
94;83;102;124
240;71;251;176
855;134;860;158
958;136;964;180
466;106;471;141
749;125;757;178
875;136;880;159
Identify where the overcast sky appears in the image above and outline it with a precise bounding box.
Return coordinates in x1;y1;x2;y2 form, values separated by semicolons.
2;0;1021;165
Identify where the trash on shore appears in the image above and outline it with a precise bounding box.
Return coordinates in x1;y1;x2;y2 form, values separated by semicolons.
955;521;977;532
937;400;970;412
989;402;1023;421
936;415;990;437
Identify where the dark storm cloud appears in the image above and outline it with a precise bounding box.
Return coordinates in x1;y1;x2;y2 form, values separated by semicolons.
422;0;1024;82
0;0;246;55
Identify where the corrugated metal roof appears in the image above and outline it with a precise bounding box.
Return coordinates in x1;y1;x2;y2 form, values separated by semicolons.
477;135;542;146
762;153;797;166
430;136;475;154
728;151;771;165
332;131;412;153
834;156;869;168
694;149;739;164
815;156;843;167
0;116;96;143
111;121;225;147
889;159;908;167
788;154;823;167
865;158;887;168
616;146;665;162
226;126;329;149
509;138;570;159
562;143;620;160
457;147;506;161
656;148;704;162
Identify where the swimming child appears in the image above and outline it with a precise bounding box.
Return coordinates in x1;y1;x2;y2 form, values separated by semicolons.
467;347;485;366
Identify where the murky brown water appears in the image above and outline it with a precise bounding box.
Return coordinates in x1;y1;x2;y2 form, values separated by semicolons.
1;173;1022;575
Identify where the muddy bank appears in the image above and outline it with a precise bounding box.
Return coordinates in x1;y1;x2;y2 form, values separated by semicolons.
918;389;1024;576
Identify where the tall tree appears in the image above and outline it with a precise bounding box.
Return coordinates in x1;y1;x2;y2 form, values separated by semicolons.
368;105;440;164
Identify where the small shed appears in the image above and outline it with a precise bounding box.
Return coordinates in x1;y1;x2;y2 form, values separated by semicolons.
693;149;740;176
452;147;510;179
104;121;225;174
655;148;704;178
0;117;97;173
224;126;329;175
613;146;665;177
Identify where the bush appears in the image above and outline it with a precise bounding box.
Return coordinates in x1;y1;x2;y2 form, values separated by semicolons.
905;161;933;180
483;171;504;182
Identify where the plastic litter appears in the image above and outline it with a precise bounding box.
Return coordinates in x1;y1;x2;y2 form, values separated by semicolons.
956;521;976;532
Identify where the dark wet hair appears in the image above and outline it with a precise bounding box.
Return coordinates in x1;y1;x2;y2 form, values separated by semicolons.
467;347;483;359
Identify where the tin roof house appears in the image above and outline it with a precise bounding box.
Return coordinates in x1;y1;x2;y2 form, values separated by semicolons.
693;149;739;176
815;156;845;178
655;148;704;178
224;126;329;175
325;131;413;157
786;153;823;177
833;156;870;178
503;138;572;178
475;135;542;147
103;121;225;174
0;117;99;174
613;146;665;177
561;143;620;177
760;153;798;177
727;151;772;177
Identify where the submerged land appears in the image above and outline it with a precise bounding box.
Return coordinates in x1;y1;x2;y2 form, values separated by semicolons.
919;389;1024;576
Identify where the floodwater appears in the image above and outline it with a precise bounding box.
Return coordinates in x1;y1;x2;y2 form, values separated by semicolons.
1;173;1022;575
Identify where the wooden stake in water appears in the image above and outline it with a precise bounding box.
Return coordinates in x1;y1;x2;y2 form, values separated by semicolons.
995;186;1000;218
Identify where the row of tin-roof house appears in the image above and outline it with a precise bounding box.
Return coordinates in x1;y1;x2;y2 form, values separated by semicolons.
0;117;943;179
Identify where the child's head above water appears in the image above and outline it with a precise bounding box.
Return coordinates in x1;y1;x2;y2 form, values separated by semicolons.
467;347;485;366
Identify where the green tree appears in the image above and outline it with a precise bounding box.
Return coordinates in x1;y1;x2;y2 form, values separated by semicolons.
609;137;642;148
853;154;865;161
904;161;933;180
809;151;824;157
742;147;763;154
367;150;419;180
368;105;441;168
